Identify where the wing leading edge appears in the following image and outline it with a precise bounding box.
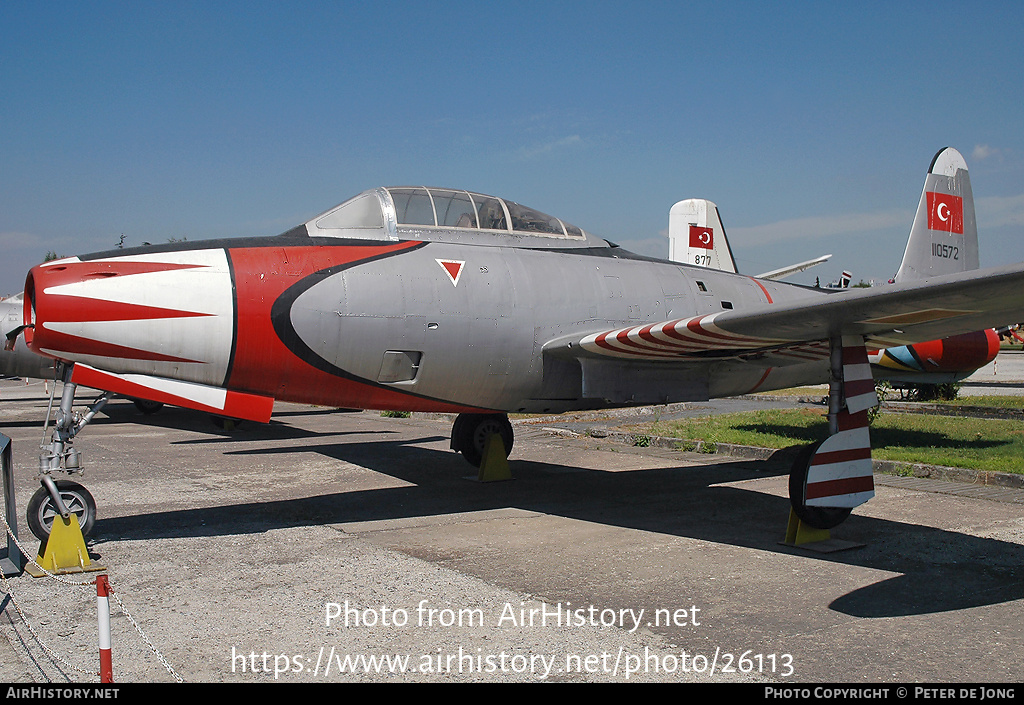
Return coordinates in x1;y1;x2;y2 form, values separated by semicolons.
570;262;1024;364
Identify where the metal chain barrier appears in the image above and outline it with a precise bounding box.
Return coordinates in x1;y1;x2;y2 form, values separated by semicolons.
1;507;94;680
1;569;92;680
2;507;185;682
108;590;184;682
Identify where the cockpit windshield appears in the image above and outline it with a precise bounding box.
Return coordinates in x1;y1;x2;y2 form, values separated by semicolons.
386;187;583;238
306;186;590;241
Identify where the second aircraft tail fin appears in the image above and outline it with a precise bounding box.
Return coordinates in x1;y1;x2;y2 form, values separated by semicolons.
668;199;738;272
669;198;831;281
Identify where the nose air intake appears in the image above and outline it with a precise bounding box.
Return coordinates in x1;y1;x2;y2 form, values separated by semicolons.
22;270;36;347
22;252;237;387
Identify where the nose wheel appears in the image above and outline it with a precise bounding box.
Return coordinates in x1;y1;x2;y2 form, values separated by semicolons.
26;480;97;540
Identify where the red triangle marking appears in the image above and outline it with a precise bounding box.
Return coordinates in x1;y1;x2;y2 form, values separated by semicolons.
436;259;465;286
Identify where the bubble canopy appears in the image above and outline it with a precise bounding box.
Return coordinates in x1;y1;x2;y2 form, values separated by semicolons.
305;187;595;244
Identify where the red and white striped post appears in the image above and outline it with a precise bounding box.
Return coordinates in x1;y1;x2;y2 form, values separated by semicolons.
96;574;113;683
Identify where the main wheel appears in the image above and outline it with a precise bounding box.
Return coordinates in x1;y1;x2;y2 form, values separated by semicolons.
132;398;164;414
210;415;242;431
451;414;513;468
788;442;851;530
27;480;97;540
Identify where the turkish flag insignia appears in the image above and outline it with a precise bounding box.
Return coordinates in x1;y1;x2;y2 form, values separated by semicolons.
689;225;714;249
436;259;465;286
926;192;964;234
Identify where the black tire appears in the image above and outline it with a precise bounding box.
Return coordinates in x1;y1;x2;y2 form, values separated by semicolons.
450;414;470;454
788;441;852;530
210;415;242;430
27;481;97;540
452;414;513;468
133;398;164;414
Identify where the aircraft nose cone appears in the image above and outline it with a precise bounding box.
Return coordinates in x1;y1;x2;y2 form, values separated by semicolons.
23;252;236;386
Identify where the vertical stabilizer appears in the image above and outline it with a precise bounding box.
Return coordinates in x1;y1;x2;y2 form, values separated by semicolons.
669;199;738;273
894;147;978;282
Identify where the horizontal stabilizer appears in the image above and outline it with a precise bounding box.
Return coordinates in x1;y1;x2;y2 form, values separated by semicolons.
70;364;274;423
756;255;832;281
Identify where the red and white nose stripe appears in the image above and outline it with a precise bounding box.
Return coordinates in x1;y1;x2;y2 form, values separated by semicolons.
26;250;234;387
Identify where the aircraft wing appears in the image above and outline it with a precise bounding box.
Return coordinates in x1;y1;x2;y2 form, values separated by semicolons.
566;262;1024;365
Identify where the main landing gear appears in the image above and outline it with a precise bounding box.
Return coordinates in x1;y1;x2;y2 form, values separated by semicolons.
786;335;877;533
787;442;852;530
450;413;513;467
28;369;111;540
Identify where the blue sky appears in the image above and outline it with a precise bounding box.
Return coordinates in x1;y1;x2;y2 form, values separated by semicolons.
2;1;1023;294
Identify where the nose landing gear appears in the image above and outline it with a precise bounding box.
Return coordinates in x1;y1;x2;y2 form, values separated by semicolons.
28;368;111;540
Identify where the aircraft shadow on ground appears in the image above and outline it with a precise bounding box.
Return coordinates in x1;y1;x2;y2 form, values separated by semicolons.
736;422;1010;452
91;402;390;444
88;430;1024;619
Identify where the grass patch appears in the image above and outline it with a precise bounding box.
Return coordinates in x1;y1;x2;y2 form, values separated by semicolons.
632;434;652;447
755;389;1024;410
649;409;1024;474
927;395;1024;410
753;386;826;397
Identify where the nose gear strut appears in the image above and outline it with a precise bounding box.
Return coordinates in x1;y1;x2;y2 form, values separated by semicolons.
28;364;112;540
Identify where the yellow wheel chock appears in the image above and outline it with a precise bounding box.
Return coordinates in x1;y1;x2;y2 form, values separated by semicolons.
782;509;864;553
26;513;105;577
784;509;832;546
476;433;513;482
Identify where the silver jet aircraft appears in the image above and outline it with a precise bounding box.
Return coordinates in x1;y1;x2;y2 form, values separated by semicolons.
17;147;1024;539
0;293;57;380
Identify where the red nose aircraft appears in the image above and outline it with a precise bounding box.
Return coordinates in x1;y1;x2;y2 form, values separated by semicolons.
17;147;1024;540
869;328;1000;385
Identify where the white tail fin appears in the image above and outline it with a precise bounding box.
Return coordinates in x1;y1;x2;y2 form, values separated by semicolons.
894;147;978;282
668;199;737;272
669;198;831;280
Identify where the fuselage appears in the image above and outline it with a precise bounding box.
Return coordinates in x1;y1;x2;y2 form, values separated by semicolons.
25;236;832;414
23;186;840;414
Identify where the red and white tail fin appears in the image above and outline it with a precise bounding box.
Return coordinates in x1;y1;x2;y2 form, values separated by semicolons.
895;147;979;282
